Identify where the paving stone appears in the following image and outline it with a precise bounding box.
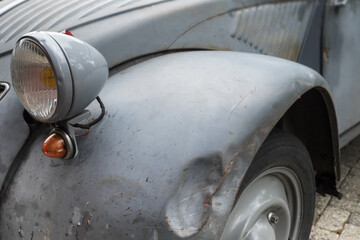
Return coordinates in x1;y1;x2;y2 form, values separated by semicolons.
316;207;350;232
330;198;360;214
310;226;339;240
341;145;360;168
350;162;360;176
311;136;360;239
338;174;360;201
348;213;360;227
354;160;360;168
347;135;360;147
315;193;331;215
338;224;360;240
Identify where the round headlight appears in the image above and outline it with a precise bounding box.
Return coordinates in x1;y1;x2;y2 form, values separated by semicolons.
11;32;108;123
11;39;58;121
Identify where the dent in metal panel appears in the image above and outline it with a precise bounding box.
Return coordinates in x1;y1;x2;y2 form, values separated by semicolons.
165;153;223;237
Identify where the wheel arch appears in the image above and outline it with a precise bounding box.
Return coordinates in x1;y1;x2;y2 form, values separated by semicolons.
279;87;340;196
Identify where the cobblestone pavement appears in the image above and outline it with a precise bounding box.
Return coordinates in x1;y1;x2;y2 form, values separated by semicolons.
310;136;360;240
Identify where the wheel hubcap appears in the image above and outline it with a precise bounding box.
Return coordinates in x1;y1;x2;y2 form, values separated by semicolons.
221;167;303;240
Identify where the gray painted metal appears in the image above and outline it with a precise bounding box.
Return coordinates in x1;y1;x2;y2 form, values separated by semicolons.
0;0;27;17
0;0;314;66
331;0;348;7
168;1;313;61
0;52;334;239
0;0;166;53
2;0;359;238
298;0;325;73
323;0;360;147
0;55;30;200
47;31;109;119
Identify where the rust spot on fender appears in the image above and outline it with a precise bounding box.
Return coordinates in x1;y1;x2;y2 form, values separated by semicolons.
222;160;234;176
323;47;330;62
164;216;170;227
203;195;212;207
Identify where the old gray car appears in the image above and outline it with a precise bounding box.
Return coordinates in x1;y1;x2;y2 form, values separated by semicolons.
0;0;358;239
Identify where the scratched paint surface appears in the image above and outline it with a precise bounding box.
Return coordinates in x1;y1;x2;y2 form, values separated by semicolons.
0;52;331;239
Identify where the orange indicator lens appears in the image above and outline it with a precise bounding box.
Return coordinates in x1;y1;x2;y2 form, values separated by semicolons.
42;133;67;158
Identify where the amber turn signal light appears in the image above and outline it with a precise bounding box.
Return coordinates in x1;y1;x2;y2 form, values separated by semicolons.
42;133;67;158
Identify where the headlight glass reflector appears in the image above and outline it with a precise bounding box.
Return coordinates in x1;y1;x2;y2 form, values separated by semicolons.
11;39;58;121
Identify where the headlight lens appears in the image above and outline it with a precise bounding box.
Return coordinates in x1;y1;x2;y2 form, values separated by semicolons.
11;39;58;121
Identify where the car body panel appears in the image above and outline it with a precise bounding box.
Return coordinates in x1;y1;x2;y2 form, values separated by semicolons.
0;0;321;192
2;0;360;238
0;55;29;193
0;52;335;239
322;0;360;146
168;1;313;61
0;0;170;54
0;0;315;66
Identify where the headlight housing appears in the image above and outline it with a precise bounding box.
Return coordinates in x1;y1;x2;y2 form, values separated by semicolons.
11;31;108;123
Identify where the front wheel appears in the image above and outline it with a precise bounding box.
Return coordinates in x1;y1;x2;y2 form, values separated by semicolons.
221;130;315;240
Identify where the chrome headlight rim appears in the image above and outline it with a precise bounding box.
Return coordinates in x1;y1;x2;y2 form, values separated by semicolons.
12;32;73;123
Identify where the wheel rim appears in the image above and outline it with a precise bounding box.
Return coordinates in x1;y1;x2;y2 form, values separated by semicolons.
221;167;303;240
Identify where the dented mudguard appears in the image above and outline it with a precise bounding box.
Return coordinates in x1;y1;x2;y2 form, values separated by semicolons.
0;51;335;239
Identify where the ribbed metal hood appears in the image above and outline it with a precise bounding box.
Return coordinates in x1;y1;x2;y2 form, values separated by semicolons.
0;0;313;68
0;0;163;54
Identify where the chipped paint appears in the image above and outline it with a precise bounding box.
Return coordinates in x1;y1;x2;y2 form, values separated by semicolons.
0;49;337;239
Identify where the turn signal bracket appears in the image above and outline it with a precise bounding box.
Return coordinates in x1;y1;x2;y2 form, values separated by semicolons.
44;110;91;159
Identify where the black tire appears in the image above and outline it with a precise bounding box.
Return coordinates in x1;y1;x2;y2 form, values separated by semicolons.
222;130;315;240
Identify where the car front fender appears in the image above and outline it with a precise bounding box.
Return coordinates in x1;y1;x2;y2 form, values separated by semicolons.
108;51;336;239
0;51;338;239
